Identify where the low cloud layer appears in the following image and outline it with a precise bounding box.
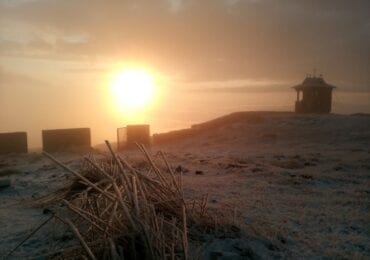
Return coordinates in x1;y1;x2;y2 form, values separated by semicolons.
0;0;369;88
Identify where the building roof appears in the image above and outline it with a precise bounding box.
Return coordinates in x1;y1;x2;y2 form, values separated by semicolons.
292;75;336;90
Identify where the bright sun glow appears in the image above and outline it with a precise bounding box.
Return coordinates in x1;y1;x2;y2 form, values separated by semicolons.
111;69;155;110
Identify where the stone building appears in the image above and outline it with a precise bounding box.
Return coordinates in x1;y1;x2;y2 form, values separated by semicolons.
293;74;336;113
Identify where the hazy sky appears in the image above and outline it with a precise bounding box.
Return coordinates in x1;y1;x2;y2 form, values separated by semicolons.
0;0;369;147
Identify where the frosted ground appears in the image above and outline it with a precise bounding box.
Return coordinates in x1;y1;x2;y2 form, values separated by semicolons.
0;112;369;259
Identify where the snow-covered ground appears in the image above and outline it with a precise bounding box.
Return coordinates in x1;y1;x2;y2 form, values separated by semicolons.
1;112;369;259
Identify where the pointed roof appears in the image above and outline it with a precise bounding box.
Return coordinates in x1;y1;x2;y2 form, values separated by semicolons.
293;75;336;90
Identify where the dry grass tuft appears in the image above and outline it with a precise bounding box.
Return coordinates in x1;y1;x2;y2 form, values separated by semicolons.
35;141;235;259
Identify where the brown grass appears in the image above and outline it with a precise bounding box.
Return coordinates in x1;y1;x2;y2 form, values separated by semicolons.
36;141;234;259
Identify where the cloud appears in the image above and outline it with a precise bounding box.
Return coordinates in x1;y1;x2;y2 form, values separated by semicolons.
0;0;369;87
0;66;54;91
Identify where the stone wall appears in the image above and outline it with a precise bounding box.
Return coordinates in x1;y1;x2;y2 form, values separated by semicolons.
0;132;28;154
42;128;91;152
118;125;150;149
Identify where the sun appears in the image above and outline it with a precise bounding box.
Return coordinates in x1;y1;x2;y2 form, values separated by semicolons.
111;69;155;110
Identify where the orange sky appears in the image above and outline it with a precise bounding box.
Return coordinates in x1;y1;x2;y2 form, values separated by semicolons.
0;0;369;147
